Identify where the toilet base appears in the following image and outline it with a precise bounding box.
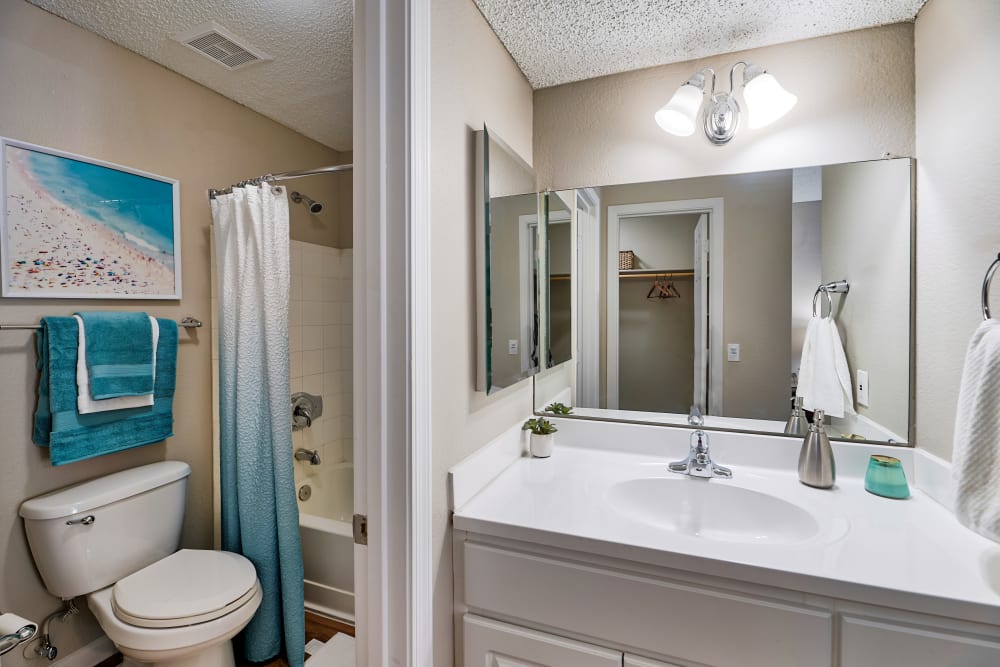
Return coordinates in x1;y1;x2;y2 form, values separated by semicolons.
120;639;235;667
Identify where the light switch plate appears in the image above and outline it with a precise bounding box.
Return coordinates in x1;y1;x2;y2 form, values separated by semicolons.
857;369;870;407
727;343;741;362
508;339;518;355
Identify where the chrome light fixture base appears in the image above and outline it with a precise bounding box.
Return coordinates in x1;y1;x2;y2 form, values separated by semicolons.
704;92;740;145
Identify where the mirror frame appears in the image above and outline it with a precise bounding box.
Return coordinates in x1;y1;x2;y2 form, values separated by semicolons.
533;157;916;448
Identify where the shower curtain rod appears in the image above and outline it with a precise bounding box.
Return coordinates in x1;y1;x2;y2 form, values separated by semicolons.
207;163;353;199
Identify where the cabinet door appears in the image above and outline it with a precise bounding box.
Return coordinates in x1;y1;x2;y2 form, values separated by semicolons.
625;655;684;667
841;616;1000;667
464;614;622;667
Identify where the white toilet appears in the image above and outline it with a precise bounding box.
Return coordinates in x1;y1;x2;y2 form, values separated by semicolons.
20;461;262;667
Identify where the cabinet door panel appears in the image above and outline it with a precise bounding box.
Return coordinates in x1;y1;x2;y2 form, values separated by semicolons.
841;616;1000;667
464;614;622;667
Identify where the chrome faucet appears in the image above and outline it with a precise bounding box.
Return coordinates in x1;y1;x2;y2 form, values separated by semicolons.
294;448;321;465
669;430;733;479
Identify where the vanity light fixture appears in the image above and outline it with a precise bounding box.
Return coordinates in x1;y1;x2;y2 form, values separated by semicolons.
655;62;797;145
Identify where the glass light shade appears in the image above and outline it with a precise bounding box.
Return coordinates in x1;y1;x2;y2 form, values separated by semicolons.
655;83;704;136
743;72;797;129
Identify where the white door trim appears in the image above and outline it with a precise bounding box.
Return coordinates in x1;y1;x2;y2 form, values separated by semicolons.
575;188;601;408
353;1;432;665
518;213;539;373
606;198;725;414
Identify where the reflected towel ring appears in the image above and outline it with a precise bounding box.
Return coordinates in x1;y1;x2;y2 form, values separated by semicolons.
812;287;833;317
983;253;1000;320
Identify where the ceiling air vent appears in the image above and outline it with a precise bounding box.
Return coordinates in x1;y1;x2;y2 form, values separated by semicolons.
172;21;272;71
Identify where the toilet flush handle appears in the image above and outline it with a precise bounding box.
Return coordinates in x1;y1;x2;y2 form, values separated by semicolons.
65;515;95;526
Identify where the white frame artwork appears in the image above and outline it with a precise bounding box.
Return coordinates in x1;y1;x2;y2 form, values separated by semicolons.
0;137;182;299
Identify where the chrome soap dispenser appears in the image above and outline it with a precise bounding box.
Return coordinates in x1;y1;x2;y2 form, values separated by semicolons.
784;396;808;436
798;409;835;489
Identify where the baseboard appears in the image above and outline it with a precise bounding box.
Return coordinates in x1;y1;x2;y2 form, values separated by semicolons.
52;635;116;667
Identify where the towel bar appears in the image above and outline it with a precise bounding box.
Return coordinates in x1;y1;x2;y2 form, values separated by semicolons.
0;316;203;331
983;253;1000;320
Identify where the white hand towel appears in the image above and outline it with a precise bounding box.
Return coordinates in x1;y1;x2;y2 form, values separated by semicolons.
795;316;820;408
75;315;159;414
798;317;855;418
953;319;1000;543
304;634;355;666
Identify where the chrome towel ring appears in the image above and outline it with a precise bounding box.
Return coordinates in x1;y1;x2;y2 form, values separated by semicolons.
983;253;1000;320
812;280;851;318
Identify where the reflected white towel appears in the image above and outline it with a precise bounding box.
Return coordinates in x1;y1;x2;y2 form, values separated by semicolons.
953;319;1000;543
797;317;855;418
75;315;158;414
304;634;355;666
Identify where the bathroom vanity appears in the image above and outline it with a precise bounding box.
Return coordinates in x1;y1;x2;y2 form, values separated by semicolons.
451;419;1000;666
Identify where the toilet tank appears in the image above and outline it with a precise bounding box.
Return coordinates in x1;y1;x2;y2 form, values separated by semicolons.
19;461;191;599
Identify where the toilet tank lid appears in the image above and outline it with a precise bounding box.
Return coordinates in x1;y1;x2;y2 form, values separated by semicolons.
20;461;191;520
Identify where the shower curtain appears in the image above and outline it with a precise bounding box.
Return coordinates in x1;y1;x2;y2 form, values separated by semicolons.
211;184;304;667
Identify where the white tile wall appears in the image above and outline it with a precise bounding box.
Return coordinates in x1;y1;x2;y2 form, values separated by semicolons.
290;240;354;467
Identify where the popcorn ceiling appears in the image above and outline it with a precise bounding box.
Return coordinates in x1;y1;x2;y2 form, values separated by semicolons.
27;0;353;151
473;0;927;89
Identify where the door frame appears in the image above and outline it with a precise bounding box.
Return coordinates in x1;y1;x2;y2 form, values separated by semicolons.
353;1;432;665
575;188;602;409
606;198;724;414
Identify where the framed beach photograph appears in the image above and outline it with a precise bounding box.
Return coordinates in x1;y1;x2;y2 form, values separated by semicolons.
1;137;181;299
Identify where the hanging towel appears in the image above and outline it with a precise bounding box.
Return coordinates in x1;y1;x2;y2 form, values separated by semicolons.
75;315;159;414
74;311;154;399
953;319;1000;542
34;317;177;466
797;317;856;418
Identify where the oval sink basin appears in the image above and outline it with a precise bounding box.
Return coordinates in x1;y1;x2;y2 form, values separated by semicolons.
607;477;821;545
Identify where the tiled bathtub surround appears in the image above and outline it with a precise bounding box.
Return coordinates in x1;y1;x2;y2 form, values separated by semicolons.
289;240;354;469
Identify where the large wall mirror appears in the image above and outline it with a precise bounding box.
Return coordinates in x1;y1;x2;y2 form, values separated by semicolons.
476;126;540;393
535;158;914;446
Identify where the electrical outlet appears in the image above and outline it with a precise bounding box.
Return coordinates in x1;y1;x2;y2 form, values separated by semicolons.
508;339;518;355
857;369;870;407
727;343;741;362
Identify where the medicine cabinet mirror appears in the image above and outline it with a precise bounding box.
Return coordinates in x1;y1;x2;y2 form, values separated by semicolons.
533;158;914;446
475;126;540;393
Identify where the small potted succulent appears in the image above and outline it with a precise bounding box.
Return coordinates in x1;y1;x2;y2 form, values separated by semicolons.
544;402;573;416
522;417;558;458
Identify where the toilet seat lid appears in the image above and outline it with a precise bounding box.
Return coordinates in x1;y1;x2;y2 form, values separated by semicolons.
112;549;257;628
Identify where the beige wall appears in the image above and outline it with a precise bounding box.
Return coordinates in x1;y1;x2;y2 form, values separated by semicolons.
914;0;1000;460
0;3;344;663
821;160;912;439
534;24;915;191
429;0;534;664
600;172;793;421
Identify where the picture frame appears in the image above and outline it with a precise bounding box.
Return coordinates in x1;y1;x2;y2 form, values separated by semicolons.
1;137;181;299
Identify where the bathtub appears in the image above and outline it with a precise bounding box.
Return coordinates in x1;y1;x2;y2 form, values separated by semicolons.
297;462;355;623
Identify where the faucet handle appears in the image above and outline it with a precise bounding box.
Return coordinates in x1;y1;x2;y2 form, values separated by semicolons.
688;404;704;426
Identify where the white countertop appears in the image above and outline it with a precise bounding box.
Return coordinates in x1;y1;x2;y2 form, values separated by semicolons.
453;423;1000;626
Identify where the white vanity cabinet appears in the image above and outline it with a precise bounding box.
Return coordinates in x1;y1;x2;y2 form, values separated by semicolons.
455;536;1000;667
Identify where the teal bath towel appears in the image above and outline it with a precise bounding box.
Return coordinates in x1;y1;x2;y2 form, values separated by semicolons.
34;317;177;466
75;311;155;399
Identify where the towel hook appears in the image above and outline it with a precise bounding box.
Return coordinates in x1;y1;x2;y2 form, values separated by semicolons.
983;253;1000;320
812;280;850;318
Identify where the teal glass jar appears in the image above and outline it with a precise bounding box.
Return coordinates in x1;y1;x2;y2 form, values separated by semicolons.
864;455;910;499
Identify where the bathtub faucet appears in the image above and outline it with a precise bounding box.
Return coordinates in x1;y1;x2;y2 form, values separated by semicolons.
295;448;321;465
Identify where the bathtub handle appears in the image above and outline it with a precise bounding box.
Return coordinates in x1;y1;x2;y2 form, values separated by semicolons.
291;392;323;431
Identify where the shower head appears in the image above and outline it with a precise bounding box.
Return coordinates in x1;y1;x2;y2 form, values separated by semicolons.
290;191;324;214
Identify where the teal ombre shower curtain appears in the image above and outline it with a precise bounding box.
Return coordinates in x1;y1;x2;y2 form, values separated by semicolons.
211;183;304;667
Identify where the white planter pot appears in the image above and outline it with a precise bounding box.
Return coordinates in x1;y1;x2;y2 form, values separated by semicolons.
530;432;555;458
